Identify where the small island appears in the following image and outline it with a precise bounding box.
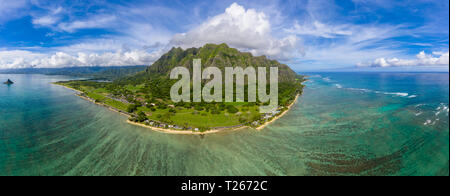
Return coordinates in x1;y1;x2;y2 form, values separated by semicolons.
55;44;305;134
3;79;14;85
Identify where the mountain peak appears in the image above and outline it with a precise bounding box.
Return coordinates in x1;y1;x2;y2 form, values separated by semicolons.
203;43;229;49
146;43;298;83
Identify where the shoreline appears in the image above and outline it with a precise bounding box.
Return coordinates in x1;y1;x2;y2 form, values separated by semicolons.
56;83;301;135
256;93;299;130
77;94;132;118
57;84;84;94
56;83;132;118
126;120;249;135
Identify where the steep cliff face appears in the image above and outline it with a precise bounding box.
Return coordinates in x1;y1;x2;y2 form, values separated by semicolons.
146;43;298;83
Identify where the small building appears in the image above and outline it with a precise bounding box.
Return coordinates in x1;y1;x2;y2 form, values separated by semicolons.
263;114;273;119
252;121;260;126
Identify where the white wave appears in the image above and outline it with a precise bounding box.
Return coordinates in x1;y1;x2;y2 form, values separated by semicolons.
342;87;413;98
434;103;449;116
415;104;425;108
383;92;409;97
415;112;423;116
323;77;332;82
348;88;372;93
424;119;432;125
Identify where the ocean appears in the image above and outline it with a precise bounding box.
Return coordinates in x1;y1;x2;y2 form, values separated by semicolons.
0;72;448;176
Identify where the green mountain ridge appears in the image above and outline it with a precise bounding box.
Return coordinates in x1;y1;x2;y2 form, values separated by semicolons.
144;43;298;83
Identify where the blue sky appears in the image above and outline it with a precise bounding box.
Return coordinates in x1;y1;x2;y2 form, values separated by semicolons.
0;0;448;71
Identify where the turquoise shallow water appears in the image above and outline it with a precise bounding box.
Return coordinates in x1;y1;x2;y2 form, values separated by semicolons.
0;73;448;176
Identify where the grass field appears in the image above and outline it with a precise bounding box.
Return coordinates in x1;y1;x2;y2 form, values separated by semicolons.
137;105;260;127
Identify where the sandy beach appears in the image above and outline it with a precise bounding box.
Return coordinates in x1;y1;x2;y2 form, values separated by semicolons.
56;83;132;117
78;94;132;117
126;120;249;135
57;84;84;94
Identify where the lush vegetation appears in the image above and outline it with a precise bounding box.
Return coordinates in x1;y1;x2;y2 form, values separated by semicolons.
55;43;305;131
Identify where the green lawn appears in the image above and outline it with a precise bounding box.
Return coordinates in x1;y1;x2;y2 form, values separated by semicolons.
136;105;260;127
104;98;129;111
125;84;144;92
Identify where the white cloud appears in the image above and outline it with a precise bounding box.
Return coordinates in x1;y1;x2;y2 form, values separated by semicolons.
56;40;128;54
0;50;46;69
362;51;449;67
285;21;353;38
31;8;116;33
169;3;302;60
52;6;63;15
31;6;64;27
0;0;28;23
1;14;171;69
57;15;117;33
119;22;172;48
276;0;449;70
286;22;406;69
278;0;409;70
0;49;163;69
32;15;59;26
36;50;160;67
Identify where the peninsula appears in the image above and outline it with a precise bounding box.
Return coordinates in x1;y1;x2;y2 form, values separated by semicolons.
55;43;305;134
